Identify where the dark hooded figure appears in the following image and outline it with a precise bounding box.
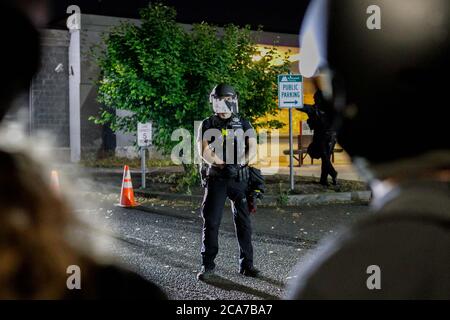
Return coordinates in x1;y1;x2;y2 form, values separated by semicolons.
298;89;338;186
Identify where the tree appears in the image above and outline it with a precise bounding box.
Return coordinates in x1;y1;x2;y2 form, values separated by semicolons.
91;2;290;158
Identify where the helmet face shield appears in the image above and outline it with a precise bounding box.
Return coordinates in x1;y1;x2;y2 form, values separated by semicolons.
209;85;239;115
211;96;239;114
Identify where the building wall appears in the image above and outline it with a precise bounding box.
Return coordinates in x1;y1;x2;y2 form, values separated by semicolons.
27;15;304;161
32;30;70;154
79;14;143;157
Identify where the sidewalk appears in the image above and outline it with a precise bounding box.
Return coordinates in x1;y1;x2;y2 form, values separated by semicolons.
261;164;364;182
70;164;370;206
77;163;363;182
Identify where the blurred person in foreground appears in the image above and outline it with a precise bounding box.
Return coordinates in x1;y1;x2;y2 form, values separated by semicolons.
286;0;450;299
0;2;166;299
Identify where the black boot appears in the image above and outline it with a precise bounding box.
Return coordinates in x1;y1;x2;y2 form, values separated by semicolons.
240;266;260;278
197;266;215;281
331;173;338;186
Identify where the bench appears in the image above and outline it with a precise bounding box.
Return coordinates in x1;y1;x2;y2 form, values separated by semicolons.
283;135;343;167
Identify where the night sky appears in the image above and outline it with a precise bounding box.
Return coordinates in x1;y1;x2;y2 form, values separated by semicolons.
50;0;310;34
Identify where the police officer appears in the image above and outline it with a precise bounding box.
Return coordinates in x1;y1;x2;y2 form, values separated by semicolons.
286;0;450;299
196;83;260;281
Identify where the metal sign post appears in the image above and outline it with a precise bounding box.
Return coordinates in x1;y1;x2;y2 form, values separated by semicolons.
288;108;294;190
140;148;146;189
278;74;303;191
137;122;152;189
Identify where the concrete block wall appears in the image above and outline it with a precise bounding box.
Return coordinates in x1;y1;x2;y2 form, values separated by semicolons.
78;14;142;156
32;30;70;152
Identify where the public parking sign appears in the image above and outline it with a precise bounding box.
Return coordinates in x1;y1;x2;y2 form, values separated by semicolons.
278;74;303;108
137;122;152;147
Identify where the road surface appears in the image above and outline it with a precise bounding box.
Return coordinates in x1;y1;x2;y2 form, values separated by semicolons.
69;175;370;299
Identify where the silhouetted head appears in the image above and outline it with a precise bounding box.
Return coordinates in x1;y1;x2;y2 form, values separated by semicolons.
0;2;41;122
299;0;450;168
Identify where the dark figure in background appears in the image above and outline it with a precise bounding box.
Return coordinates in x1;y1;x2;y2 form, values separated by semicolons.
0;1;166;299
298;90;338;186
196;84;259;281
286;0;450;299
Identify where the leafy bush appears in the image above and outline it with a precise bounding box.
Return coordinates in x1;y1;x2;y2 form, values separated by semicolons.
175;164;201;194
276;182;290;206
91;2;290;157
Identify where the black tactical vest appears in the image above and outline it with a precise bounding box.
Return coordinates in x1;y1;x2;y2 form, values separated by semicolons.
206;115;246;165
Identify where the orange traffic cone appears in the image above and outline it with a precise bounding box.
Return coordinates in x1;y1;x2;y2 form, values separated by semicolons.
117;165;138;208
50;170;60;193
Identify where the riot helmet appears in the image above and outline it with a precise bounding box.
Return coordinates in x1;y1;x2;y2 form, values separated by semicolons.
209;84;239;117
299;0;450;167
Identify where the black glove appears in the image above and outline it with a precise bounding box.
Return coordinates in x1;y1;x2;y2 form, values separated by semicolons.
224;164;239;179
237;165;250;182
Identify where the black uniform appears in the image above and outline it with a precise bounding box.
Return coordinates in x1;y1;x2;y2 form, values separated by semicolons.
198;114;255;270
299;91;337;185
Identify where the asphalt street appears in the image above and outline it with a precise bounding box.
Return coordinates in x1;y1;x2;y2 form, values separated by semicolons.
70;176;371;300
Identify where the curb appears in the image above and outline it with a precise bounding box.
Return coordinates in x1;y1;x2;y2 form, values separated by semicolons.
135;189;203;202
287;191;371;206
134;189;371;206
83;167;371;206
81;167;182;177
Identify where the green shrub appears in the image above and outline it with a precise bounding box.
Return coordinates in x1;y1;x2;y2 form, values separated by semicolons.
90;2;290;158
